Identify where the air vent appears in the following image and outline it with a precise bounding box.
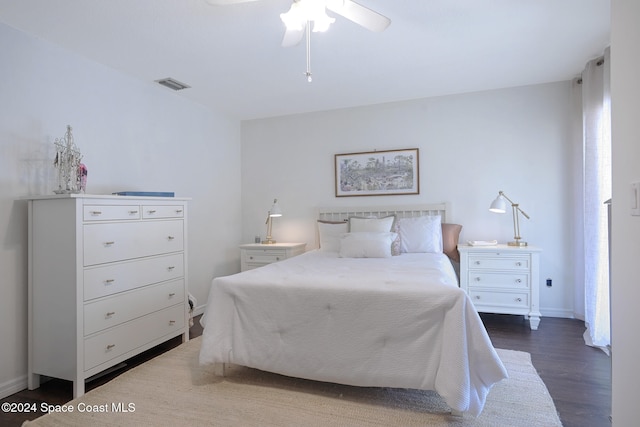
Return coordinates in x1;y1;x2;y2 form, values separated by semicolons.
155;78;191;91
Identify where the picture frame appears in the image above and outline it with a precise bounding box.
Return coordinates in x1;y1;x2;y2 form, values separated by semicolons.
335;148;419;197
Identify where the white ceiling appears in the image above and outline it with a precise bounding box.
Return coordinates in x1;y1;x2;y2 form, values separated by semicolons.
0;0;610;120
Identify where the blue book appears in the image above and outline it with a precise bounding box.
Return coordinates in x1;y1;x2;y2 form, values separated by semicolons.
113;191;175;197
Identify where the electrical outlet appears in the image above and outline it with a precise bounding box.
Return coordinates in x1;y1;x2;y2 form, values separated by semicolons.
546;278;552;287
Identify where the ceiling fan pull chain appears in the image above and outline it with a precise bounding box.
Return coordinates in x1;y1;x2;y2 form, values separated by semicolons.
305;21;312;83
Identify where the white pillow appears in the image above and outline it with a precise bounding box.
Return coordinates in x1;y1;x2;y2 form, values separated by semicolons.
398;215;443;253
338;232;398;258
349;215;399;256
349;215;395;232
317;221;348;252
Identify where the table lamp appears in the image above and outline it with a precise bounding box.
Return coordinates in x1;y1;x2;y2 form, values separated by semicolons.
262;198;282;244
489;191;530;246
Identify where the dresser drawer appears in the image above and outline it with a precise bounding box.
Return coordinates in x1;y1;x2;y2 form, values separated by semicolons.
84;253;184;301
84;303;185;371
83;205;141;221
142;205;185;219
84;279;184;336
83;220;184;266
469;290;530;310
466;272;529;289
468;255;529;271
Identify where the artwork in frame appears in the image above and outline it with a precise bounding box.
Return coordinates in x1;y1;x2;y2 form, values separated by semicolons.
335;148;419;197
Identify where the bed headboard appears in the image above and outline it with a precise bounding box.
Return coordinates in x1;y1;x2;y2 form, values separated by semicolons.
317;203;450;223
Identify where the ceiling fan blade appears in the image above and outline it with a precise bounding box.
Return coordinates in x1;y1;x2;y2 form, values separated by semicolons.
326;0;391;32
281;26;305;47
204;0;260;5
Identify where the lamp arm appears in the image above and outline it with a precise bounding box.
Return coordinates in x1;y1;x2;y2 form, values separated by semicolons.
498;191;530;219
266;216;273;238
517;206;530;220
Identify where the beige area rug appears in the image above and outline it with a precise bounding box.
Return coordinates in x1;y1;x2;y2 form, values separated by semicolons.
23;337;561;427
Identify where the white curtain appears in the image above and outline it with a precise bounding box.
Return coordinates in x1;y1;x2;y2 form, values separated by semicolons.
580;48;611;352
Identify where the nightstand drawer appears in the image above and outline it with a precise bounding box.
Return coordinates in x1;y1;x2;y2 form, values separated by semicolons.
469;290;529;309
244;250;286;263
467;272;529;289
468;255;529;270
239;243;306;272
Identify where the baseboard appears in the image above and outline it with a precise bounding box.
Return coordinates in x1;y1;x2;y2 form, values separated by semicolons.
193;304;206;317
540;308;575;319
0;374;27;400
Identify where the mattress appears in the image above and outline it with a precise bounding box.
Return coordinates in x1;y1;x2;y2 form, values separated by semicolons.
199;250;507;416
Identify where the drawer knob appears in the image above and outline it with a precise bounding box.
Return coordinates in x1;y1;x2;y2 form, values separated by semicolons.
516;297;522;302
106;311;115;317
169;320;176;325
474;277;481;282
169;293;176;297
168;236;175;240
515;262;522;266
475;295;481;300
176;209;183;213
148;210;157;214
104;279;115;284
104;241;115;246
129;210;138;214
475;261;481;265
276;257;280;261
106;344;116;350
168;266;175;271
515;278;522;283
90;211;102;215
249;256;254;260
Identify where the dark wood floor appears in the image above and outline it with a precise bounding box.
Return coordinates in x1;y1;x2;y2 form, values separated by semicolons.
1;314;610;427
481;313;611;427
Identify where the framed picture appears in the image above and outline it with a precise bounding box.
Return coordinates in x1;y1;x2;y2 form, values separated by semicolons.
335;148;419;197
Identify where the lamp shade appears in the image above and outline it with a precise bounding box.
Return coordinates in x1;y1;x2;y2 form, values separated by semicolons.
489;194;507;213
269;199;282;217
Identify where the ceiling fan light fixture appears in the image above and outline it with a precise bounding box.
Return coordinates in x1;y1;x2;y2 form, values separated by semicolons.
280;3;305;31
280;0;335;32
311;12;335;32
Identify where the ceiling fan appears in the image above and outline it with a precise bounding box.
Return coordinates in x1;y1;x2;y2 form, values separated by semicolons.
205;0;391;81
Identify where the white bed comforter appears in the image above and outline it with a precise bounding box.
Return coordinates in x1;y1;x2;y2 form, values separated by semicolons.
199;251;507;416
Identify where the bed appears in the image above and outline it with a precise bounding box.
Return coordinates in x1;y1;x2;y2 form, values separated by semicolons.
199;204;508;416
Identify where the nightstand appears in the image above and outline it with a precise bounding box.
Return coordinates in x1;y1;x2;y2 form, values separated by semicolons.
239;242;306;271
458;244;542;330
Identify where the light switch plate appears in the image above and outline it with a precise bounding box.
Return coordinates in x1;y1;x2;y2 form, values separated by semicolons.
632;182;640;216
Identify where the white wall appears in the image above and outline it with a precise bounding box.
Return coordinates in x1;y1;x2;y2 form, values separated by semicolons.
241;81;577;319
0;23;242;397
611;0;640;425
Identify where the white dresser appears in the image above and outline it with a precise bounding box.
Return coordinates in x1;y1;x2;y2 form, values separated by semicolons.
239;243;306;271
458;244;542;330
27;194;189;397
